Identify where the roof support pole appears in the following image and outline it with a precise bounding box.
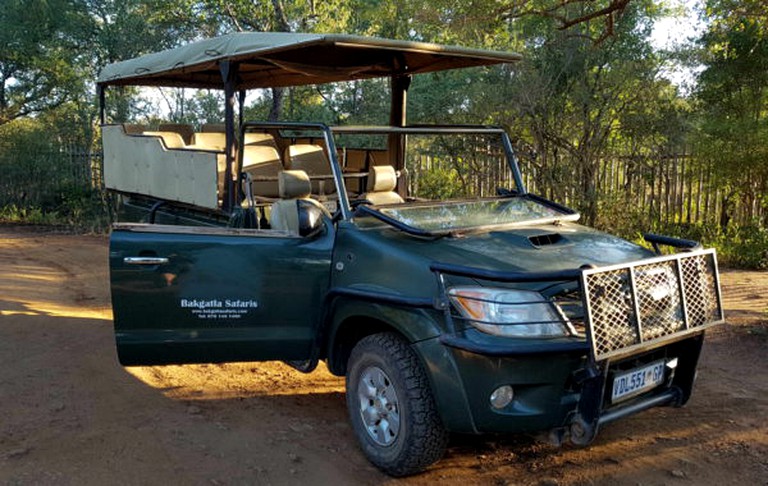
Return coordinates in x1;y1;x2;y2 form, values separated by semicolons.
236;89;247;188
238;90;246;129
220;61;239;213
388;74;411;196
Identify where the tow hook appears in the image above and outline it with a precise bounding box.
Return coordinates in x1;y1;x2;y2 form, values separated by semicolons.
569;415;598;446
543;415;598;447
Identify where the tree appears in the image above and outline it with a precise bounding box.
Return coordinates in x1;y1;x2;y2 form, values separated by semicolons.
166;0;353;120
440;1;667;226
693;1;768;228
354;0;640;46
0;0;92;125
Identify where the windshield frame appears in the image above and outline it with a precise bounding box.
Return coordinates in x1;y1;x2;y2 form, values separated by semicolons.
332;126;569;233
331;124;528;199
355;195;580;237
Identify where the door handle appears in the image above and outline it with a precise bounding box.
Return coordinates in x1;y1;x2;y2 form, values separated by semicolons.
124;256;169;265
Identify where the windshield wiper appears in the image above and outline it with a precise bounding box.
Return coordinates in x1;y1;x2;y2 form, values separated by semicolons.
523;193;578;215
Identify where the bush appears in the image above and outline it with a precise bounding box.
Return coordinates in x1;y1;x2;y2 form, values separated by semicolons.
413;166;467;200
644;221;768;269
0;119;112;232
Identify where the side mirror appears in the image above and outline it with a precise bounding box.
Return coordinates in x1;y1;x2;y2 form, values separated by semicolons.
297;200;326;237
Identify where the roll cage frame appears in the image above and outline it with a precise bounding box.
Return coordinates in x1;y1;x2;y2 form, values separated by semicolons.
96;33;523;214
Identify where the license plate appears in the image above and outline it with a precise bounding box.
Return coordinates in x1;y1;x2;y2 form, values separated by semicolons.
611;360;666;403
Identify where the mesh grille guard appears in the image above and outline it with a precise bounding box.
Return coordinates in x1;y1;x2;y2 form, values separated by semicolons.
581;249;724;361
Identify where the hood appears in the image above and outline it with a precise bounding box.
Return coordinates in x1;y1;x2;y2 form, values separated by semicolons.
364;221;653;275
436;223;652;272
333;220;656;301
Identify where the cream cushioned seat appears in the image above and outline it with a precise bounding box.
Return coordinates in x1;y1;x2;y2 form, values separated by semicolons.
270;170;329;236
242;145;284;198
158;123;194;144
244;132;278;148
142;131;186;149
361;165;404;205
286;144;334;195
189;132;226;151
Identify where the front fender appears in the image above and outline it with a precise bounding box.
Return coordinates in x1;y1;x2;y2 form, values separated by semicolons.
322;296;478;433
325;296;443;352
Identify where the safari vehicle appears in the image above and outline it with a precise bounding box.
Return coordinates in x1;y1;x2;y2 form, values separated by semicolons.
98;33;725;476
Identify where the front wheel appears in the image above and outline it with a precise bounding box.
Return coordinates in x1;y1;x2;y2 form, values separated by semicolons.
346;332;448;476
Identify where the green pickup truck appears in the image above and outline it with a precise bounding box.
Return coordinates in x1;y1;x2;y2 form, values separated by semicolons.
98;33;725;476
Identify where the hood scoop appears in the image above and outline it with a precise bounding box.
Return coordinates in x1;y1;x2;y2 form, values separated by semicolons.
528;232;564;247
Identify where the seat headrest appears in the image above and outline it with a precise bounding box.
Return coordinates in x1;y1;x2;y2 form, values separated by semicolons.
159;123;194;144
244;132;277;147
242;145;281;168
122;123;145;134
278;170;312;199
367;165;398;192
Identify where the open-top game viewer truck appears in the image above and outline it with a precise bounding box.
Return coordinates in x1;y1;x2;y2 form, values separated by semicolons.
98;33;725;476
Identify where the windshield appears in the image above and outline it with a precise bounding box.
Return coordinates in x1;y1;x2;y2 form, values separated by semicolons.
378;198;567;232
334;129;521;199
334;128;575;232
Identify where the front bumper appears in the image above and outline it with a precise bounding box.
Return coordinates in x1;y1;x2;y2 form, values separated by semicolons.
424;247;723;439
432;331;704;439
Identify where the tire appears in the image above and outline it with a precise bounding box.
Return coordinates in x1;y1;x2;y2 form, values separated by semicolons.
346;332;449;476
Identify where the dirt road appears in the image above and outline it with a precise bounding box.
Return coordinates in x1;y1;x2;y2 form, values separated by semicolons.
1;226;766;485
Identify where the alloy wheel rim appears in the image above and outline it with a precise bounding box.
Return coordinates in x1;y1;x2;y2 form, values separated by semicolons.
357;366;401;446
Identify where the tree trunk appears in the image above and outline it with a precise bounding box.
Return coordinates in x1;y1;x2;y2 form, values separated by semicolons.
580;158;598;226
268;87;284;121
271;0;290;32
719;192;732;231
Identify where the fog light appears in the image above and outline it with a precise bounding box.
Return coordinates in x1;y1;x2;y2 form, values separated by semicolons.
490;385;514;409
666;357;679;370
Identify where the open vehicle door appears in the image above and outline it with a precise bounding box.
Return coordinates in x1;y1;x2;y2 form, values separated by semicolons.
110;222;334;365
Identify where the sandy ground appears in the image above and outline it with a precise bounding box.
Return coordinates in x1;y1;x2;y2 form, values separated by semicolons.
0;225;766;485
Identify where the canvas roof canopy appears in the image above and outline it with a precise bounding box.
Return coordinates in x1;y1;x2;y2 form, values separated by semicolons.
97;32;522;89
98;33;523;213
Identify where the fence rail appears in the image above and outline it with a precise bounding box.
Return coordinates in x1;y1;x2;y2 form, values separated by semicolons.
1;145;764;232
409;150;764;230
0;148;104;212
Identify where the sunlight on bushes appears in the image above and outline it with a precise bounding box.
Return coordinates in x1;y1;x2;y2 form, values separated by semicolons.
414;167;467;200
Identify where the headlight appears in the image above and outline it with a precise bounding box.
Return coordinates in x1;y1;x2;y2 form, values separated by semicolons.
448;287;569;338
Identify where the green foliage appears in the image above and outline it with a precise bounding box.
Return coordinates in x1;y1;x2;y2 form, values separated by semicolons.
716;225;768;269
642;221;768;269
593;191;649;238
0;119;112;231
0;119;57;153
506;3;665;225
0;205;61;226
414;167;466;200
0;0;92;125
691;6;768;231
